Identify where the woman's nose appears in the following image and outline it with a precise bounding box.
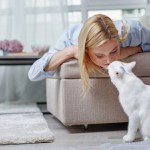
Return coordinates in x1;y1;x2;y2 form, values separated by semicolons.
106;56;113;64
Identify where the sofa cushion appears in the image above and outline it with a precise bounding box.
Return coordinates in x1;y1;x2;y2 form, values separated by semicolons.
53;52;150;79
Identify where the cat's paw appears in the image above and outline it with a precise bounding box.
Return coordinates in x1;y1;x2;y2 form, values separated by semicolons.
144;137;150;141
123;135;134;143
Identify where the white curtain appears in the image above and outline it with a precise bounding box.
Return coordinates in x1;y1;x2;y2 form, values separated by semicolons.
0;0;68;51
0;0;68;102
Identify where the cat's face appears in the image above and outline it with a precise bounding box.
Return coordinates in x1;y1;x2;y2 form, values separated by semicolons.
107;61;136;79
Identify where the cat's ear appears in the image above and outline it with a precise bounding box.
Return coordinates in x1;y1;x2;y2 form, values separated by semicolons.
127;61;136;71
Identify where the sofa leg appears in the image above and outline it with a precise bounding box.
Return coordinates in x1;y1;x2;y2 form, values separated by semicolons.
83;124;88;130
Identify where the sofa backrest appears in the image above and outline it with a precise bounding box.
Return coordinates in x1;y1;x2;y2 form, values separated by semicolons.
51;52;150;79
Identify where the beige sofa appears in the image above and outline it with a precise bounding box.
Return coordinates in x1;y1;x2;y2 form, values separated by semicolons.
46;52;150;126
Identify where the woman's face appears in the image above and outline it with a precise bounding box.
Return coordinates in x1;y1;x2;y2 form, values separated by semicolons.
87;39;120;69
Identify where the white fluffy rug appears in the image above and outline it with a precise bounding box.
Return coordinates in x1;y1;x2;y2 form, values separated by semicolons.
0;102;54;144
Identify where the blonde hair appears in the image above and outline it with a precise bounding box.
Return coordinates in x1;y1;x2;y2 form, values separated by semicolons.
78;14;128;92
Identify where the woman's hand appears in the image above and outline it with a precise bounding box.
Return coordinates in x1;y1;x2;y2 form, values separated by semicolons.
119;46;142;59
44;45;79;72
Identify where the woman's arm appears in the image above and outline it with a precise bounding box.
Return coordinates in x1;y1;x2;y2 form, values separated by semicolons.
44;46;78;72
119;46;142;59
28;46;78;81
28;24;81;81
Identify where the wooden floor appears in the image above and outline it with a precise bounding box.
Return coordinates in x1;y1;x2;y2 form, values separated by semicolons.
0;103;128;150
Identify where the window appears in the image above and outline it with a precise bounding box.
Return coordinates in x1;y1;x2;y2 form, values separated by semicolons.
67;0;81;6
88;9;145;20
122;8;145;20
67;0;147;26
68;12;82;26
88;10;122;20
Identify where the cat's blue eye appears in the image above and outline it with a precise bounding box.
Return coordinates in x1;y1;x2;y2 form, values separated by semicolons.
120;66;125;72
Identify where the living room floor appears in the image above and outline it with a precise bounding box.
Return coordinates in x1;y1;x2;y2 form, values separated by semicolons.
0;103;128;150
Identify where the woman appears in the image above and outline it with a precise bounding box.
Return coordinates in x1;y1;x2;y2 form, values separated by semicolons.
28;14;150;91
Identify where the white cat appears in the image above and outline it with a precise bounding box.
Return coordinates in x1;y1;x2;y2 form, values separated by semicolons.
107;61;150;142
